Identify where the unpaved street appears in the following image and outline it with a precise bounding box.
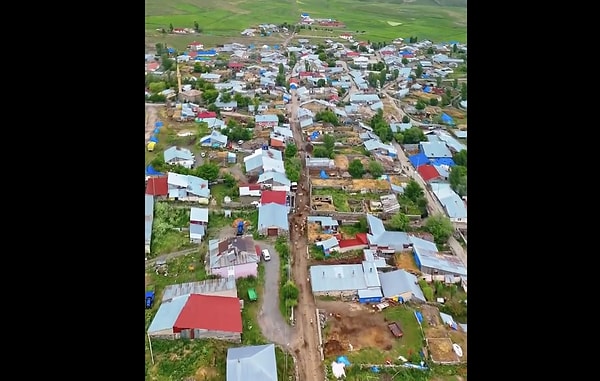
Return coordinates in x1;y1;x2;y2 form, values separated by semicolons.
257;242;296;346
287;89;325;381
145;104;164;144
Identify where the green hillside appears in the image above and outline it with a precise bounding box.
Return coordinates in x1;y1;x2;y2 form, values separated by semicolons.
145;0;467;46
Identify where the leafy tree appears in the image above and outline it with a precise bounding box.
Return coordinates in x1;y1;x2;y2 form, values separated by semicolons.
202;89;219;104
284;157;301;182
317;78;326;87
194;21;200;32
402;115;410;123
404;180;424;203
195;162;220;181
148;82;167;94
461;83;467;101
368;160;384;178
281;280;299;300
436;76;443;87
453;78;458;89
388;213;409;231
425;214;454;244
223;173;237;188
322;134;335;153
315;110;340;126
348;159;365;178
403;127;427;144
169;23;174;32
415;64;423;78
453;149;467;167
415;100;427;111
449;165;467;197
312;146;329;158
221;125;253;142
284;144;297;159
220;92;232;103
401;58;408;65
429;97;439;106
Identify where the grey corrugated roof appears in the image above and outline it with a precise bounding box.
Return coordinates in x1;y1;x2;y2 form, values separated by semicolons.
358;288;383;299
162;278;236;301
310;264;367;292
227;344;277;381
164;146;194;162
190;207;209;222
145;195;154;217
420;141;452;158
258;203;289;231
379;269;426;301
257;171;291;186
414;247;467;276
147;295;189;334
362;261;381;287
307;216;339;227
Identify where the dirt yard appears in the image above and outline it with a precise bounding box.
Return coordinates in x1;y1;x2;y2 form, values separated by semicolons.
310;178;391;192
417;304;467;364
316;300;395;358
393;252;421;274
426;338;458;363
334;155;349;170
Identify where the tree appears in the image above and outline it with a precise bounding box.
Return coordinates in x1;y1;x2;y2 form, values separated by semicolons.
401;58;408;65
348;159;365;178
404;180;423;203
425;214;454;244
449;165;467;197
368;160;384;178
415;64;423;78
148;82;167;94
453;149;467;167
402;115;410;123
317;78;326;87
169;23;174;32
195;162;220;181
194;21;200;32
460;83;467;101
284;144;297;159
388;213;409;231
312;146;329;158
223;173;237;188
322;134;335;153
429;97;439;106
415;100;427;111
403;127;426;144
202;89;219;104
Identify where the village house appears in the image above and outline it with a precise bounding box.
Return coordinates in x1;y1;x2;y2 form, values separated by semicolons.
207;236;260;278
164;146;195;169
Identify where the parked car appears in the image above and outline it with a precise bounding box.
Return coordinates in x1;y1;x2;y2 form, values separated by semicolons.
261;249;271;261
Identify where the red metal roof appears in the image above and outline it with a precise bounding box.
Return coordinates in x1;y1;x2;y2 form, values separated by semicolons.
174;294;242;333
260;190;287;205
189;41;203;46
197;111;217;118
417;164;441;182
145;177;168;196
228;62;244;68
338;233;369;248
270;138;285;147
240;183;261;190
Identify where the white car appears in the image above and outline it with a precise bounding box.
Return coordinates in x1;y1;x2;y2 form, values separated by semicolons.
261;249;271;261
250;201;260;207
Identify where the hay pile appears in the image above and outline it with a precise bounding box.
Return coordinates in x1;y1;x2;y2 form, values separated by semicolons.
334;155;349;170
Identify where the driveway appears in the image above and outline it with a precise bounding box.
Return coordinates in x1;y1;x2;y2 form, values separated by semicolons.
256;241;296;346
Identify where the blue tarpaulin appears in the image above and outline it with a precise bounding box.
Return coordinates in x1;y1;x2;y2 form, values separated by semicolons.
155;121;163;127
441;113;454;125
337;356;351;366
409;152;429;168
423;86;431;93
320;170;329;179
415;311;423;324
154;128;160;134
371;366;380;373
430;158;455;167
149;135;159;143
146;165;163;176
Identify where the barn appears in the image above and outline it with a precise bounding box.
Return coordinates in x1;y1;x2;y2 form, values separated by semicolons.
257;203;289;236
147;294;243;342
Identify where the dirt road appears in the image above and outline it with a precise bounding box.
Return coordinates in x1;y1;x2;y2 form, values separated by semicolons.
145;104;164;144
257;242;295;347
286;89;325;381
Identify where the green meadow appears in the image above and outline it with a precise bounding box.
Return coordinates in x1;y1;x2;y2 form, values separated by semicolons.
145;0;467;46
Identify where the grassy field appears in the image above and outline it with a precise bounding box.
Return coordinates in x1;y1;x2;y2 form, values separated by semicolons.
145;0;467;50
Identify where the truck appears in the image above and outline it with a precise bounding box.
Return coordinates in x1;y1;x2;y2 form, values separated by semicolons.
236;221;244;236
145;285;156;309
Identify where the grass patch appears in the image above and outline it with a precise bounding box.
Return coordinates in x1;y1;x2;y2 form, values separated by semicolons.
338;223;368;238
312;188;380;212
151;201;196;255
206;209;259;237
211;183;240;206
